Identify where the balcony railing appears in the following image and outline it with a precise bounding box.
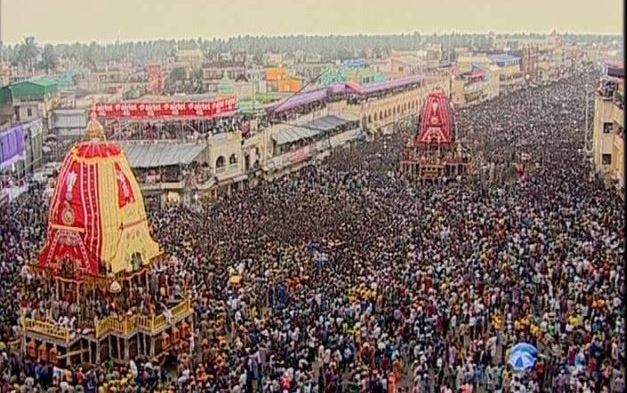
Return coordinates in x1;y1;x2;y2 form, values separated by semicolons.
22;319;72;343
23;298;192;342
94;298;191;338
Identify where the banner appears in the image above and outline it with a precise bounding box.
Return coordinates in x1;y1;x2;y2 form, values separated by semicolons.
290;146;311;164
0;125;26;169
95;98;238;120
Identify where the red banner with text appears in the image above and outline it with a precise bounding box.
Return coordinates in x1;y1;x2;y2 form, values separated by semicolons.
95;98;238;120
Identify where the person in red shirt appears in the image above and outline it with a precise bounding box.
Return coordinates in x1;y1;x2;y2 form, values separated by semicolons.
535;358;545;388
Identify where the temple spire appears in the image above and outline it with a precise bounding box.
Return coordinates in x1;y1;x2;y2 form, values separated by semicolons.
84;102;106;142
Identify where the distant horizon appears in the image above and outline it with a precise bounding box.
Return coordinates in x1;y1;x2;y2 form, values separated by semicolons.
1;0;622;45
3;31;624;47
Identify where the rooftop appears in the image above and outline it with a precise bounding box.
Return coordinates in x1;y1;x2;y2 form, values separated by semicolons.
603;61;624;79
118;141;207;168
125;94;218;103
23;77;59;88
489;54;521;63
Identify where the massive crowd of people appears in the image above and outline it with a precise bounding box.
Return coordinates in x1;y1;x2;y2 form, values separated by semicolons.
0;66;624;393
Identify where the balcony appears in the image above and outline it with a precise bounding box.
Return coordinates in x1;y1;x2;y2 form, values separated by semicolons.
215;164;241;181
139;181;185;191
94;298;192;338
22;318;73;343
22;298;193;342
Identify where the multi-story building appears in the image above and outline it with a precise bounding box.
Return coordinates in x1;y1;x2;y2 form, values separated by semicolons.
0;78;60;116
202;64;248;81
265;66;302;93
451;64;499;107
106;74;436;202
318;60;388;87
175;47;204;68
263;53;283;67
515;45;539;79
455;55;493;73
0;78;60;175
489;54;525;92
50;108;89;140
591;62;624;195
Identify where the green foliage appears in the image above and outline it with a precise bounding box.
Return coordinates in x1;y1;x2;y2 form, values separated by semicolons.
0;33;621;68
16;36;40;70
37;44;58;74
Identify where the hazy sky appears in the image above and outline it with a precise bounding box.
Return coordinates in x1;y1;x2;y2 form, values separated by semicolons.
1;0;623;44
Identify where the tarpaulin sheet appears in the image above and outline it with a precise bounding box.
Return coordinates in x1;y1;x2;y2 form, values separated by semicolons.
0;126;26;169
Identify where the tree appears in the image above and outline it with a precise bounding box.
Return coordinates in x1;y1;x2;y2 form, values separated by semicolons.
81;42;99;71
16;36;40;72
38;44;58;74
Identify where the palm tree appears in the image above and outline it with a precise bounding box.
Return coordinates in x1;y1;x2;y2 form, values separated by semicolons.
16;36;40;73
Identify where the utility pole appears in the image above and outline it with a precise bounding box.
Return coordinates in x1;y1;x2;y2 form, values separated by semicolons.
584;84;592;154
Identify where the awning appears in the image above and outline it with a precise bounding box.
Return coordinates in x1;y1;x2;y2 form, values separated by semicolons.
118;142;207;168
271;125;319;145
272;88;328;113
302;115;353;132
347;75;423;95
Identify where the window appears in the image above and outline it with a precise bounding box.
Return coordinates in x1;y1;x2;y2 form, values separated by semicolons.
603;122;613;134
602;154;612;165
215;156;225;168
27;108;33;117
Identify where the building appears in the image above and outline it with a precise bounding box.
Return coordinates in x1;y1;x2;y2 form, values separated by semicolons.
0;78;58;175
175;47;204;68
0;62;10;87
0;117;46;177
489;54;521;73
265;66;302;93
63;75;438;201
263;53;284;67
50;108;89;140
318;62;387;87
55;70;79;91
117;140;212;205
513;45;540;79
202;64;247;81
0;124;27;172
592;62;624;194
455;55;493;73
339;59;388;85
146;65;164;95
290;62;335;83
489;54;524;92
451;65;500;107
1;77;60;114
